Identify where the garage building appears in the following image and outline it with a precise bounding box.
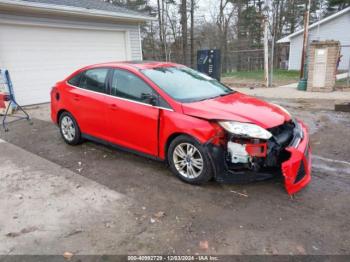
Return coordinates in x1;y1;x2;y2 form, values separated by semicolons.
0;0;153;105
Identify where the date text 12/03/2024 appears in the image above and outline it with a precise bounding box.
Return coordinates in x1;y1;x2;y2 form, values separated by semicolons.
127;255;220;261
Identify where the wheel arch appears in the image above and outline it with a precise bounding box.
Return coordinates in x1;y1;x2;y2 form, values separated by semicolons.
57;109;78;125
57;109;83;145
165;132;215;184
57;109;68;124
164;132;202;162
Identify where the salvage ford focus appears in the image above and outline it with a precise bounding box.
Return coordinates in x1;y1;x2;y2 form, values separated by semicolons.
51;61;311;194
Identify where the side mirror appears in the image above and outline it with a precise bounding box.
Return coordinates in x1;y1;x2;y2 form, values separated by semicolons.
141;93;157;106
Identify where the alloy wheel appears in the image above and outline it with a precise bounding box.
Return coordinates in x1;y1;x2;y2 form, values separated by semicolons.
173;143;204;179
61;115;76;142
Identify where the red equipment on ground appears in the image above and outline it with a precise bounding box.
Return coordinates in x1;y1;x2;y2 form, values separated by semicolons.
0;93;8;109
0;69;31;131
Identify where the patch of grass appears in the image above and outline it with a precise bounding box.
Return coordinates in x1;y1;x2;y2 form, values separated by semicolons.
222;70;264;80
335;78;350;88
336;78;348;84
222;69;300;82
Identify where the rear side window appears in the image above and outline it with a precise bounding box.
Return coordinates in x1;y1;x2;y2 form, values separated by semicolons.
80;68;109;93
110;69;155;103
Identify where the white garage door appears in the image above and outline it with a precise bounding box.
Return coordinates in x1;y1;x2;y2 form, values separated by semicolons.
0;23;129;105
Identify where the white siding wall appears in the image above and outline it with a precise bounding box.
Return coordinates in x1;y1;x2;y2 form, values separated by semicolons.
0;13;143;104
0;13;142;61
288;35;304;70
288;12;350;70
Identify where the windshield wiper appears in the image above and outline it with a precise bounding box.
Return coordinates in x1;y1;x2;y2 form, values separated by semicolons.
186;91;234;103
210;91;234;100
219;92;233;97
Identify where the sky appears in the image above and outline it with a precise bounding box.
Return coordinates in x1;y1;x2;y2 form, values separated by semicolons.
197;0;214;20
148;0;214;22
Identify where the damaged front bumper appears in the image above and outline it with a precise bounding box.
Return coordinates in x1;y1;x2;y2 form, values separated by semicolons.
281;121;311;194
205;120;311;194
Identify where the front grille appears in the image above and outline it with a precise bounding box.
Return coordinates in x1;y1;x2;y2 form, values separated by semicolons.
293;144;309;184
295;160;306;183
304;145;309;161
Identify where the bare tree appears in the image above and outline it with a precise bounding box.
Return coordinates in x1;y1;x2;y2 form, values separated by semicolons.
180;0;188;65
157;0;166;60
166;3;181;61
216;0;235;72
190;0;195;68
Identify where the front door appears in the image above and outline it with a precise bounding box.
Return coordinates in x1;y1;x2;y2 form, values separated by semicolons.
104;69;159;156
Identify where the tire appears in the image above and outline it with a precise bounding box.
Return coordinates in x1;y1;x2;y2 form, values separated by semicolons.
59;112;82;145
167;135;213;185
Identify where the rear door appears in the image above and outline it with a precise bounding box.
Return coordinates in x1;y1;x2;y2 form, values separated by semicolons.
66;68;109;140
104;69;160;156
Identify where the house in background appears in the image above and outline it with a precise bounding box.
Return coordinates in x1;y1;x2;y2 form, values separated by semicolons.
0;0;153;105
277;7;350;71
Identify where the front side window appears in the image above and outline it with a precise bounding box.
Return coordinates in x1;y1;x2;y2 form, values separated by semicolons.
111;69;155;104
141;66;234;103
80;68;108;93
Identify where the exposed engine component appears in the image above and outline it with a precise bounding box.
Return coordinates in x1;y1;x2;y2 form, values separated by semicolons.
227;141;250;164
225;120;297;171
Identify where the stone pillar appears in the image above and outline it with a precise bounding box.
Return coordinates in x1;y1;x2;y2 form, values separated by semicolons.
307;40;340;92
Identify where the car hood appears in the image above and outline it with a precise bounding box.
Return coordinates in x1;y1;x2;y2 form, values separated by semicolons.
181;92;291;129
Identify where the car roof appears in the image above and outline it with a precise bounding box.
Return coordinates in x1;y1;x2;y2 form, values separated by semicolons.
84;61;182;71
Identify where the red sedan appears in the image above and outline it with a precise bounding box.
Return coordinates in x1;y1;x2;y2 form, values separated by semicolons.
51;61;311;194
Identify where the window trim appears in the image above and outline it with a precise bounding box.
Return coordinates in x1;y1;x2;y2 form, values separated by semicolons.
108;68;173;110
66;81;174;111
66;74;174;112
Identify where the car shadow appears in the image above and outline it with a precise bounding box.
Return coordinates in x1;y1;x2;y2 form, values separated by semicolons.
0;118;289;205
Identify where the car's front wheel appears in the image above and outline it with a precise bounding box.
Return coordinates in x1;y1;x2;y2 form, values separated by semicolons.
59;112;82;145
168;135;213;184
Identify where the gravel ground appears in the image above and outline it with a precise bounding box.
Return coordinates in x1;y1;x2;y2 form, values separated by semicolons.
0;98;350;255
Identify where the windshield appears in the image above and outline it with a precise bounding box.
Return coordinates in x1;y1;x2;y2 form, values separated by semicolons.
141;66;234;103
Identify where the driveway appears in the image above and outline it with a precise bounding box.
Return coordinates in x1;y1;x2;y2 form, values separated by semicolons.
0;99;350;255
0;138;140;254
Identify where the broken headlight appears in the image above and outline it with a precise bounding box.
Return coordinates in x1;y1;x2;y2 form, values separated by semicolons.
218;121;272;140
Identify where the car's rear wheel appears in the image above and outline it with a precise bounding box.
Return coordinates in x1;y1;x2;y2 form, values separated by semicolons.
59;112;82;145
168;135;213;184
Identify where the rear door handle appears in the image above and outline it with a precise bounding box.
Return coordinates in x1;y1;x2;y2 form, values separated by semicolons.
109;103;118;110
73;94;80;101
